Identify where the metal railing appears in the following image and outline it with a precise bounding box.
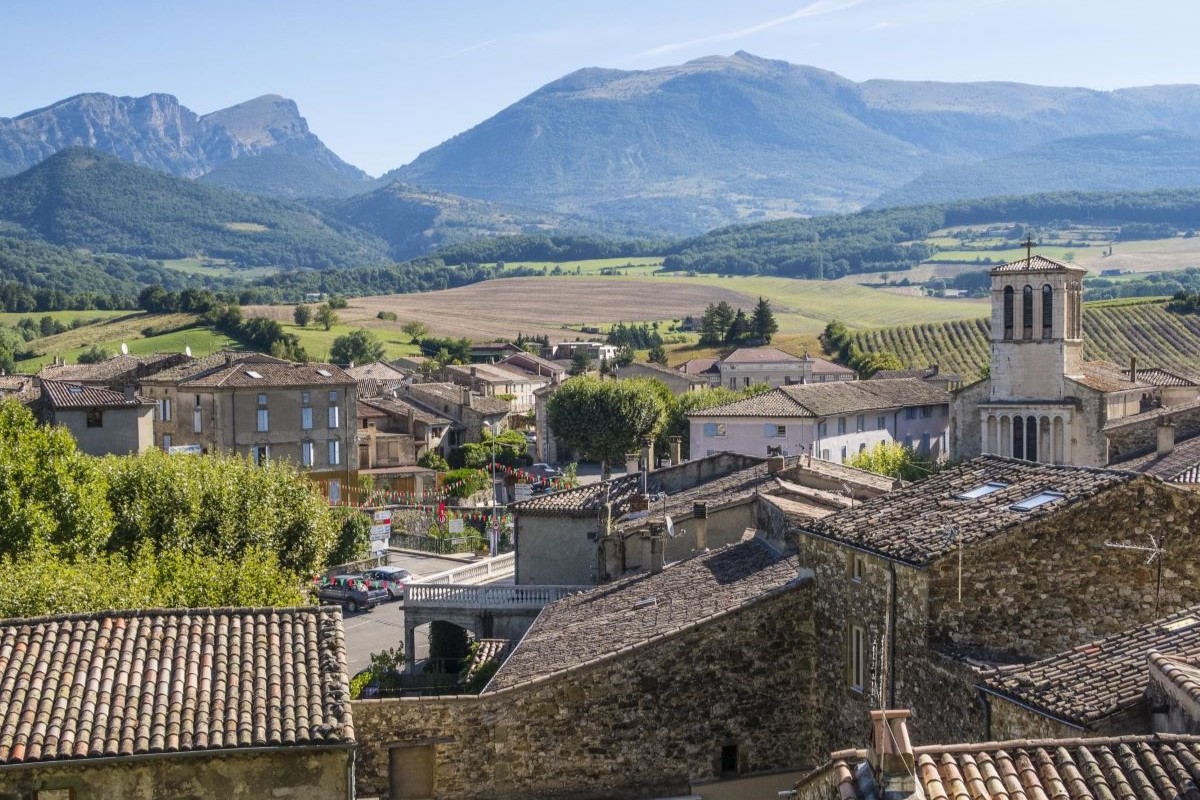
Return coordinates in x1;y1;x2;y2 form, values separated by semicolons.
389;532;482;555
414;552;516;586
403;583;587;609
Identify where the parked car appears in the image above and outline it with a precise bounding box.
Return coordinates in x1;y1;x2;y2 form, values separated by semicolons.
361;566;414;600
527;462;564;481
313;574;388;612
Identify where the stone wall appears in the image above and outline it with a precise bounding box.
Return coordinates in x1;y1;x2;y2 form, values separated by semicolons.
514;515;595;585
0;748;349;800
353;585;819;800
1106;399;1200;461
927;477;1200;661
950;379;988;461
985;694;1149;741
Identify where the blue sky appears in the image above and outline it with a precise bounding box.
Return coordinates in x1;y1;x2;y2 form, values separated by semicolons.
3;1;1198;175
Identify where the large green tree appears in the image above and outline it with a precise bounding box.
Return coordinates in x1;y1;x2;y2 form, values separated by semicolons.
330;328;386;365
750;296;779;343
546;376;667;476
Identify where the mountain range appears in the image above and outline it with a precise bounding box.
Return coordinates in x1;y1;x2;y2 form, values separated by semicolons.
8;53;1200;242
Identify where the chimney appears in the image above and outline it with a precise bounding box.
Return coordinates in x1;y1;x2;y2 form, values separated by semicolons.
669;435;682;466
867;710;916;798
767;455;786;474
647;524;665;574
1130;356;1138;383
460;387;473;409
1158;423;1176;457
642;438;655;474
470;366;479;377
123;385;137;402
225;352;233;365
693;502;709;550
625;452;641;475
407;405;416;434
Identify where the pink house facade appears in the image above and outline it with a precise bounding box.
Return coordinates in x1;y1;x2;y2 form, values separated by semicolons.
689;378;951;462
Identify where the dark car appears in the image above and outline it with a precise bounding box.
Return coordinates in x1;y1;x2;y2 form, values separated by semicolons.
313;574;388;612
361;566;414;600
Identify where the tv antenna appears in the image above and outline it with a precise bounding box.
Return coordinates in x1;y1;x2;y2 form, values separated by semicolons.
841;483;854;509
1106;534;1167;616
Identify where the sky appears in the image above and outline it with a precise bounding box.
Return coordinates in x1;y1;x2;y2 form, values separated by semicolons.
3;0;1199;176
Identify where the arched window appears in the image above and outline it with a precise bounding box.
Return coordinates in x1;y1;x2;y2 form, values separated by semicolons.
1003;286;1014;340
1042;285;1053;339
1022;285;1034;339
1012;416;1024;459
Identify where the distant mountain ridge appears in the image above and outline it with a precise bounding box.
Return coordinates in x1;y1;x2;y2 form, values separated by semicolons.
0;92;371;198
385;52;1200;233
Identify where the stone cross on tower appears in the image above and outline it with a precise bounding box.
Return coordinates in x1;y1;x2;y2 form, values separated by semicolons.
1023;233;1035;261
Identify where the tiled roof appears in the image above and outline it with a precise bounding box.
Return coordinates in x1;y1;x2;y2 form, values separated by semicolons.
720;346;804;364
613;362;709;384
363;395;453;427
41;380;153;409
1124;367;1200;387
345;361;407;381
0;607;353;766
0;376;39;403
446;363;548;385
500;351;565;376
484;538;808;692
613;460;790;533
991;253;1084;274
982;604;1200;727
143;351;287;384
873;365;962;382
406;382;510;415
806;356;856;375
797;456;1136;566
181;361;354;389
38;353;188;385
511;454;769;518
1150;651;1200;718
817;734;1200;800
355;378;406;399
1104;396;1200;432
1114;433;1200;484
688;378;949;419
1069;360;1154;393
678;358;718;376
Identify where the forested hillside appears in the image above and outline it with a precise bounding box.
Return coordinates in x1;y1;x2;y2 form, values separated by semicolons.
0;148;387;267
850;301;1200;381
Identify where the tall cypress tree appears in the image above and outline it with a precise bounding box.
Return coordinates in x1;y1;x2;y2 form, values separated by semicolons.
750;296;779;344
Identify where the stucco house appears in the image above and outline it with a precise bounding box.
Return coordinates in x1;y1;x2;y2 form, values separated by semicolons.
714;347;855;389
39;379;155;456
0;606;354;800
689;377;950;461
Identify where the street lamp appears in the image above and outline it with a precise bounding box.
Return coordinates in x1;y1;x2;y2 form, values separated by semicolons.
490;421;499;557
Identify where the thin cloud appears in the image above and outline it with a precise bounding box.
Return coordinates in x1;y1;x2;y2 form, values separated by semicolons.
433;39;498;63
636;0;869;59
865;20;895;31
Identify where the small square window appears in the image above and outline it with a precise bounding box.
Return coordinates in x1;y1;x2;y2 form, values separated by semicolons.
86;409;103;428
850;553;866;582
256;393;267;406
776;425;786;437
856;414;864;433
329;390;338;403
302;391;311;404
817;421;828;438
877;416;886;431
837;417;846;435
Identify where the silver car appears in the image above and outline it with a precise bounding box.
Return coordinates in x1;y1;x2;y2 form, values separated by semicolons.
361;566;415;600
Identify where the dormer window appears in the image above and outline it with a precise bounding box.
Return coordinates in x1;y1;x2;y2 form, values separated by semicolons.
1011;490;1064;512
957;481;1007;500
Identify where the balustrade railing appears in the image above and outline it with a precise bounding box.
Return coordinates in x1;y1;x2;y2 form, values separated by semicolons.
403;583;587;609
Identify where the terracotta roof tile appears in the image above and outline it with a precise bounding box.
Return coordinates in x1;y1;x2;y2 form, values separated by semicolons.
0;607;353;765
362;395;453;427
484;538;808;692
142;352;288;383
991;254;1085;274
38;353;189;385
406;382;511;416
982;604;1200;727
345;361;408;381
181;361;354;389
678;358;718;376
688;378;948;419
1123;367;1200;388
1114;433;1200;484
41;380;153;409
796;456;1137;566
1069;360;1155;393
721;347;804;364
818;734;1200;800
872;365;962;382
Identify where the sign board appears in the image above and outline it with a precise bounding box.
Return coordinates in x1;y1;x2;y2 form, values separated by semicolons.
373;510;392;524
369;524;391;539
370;541;388;557
448;519;464;534
168;444;202;456
513;484;533;502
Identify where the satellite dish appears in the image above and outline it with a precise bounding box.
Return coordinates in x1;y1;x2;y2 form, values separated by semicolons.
185;346;192;357
665;515;677;538
120;342;129;355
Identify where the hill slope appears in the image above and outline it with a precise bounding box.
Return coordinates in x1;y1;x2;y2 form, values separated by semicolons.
0;93;371;198
850;301;1200;380
0;148;387;267
386;52;1200;233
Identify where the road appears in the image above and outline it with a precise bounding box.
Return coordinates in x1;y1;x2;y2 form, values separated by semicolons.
342;551;469;675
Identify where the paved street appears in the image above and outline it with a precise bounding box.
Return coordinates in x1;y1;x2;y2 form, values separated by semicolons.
342;551;470;675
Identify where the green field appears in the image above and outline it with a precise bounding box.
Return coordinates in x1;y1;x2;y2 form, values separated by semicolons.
850;299;1200;381
926;245;1084;263
498;256;664;276
0;309;131;327
160;258;279;279
14;313;239;370
287;322;421;363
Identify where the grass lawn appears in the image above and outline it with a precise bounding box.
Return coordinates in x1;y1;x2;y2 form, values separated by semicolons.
498;256;664;277
0;309;132;327
15;313;239;370
160;257;279;280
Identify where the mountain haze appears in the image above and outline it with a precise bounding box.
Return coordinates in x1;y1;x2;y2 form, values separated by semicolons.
0;92;371;198
387;52;1200;233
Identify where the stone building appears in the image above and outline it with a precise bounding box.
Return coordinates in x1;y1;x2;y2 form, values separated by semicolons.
38;352;190;390
713;347;855;390
764;455;1200;751
38;379;155;456
346;360;409;399
354;538;820;800
951;252;1200;466
689;377;950;461
791;709;1200;800
0;606;354;800
871;363;963;392
980;602;1200;740
612;361;709;394
402;382;510;449
444;362;550;416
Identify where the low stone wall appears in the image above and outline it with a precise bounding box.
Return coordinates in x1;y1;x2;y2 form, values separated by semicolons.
0;747;349;800
353;585;819;800
1107;398;1200;460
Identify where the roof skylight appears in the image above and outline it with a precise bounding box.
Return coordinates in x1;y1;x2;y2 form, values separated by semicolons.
245;370;264;379
1010;490;1065;512
316;369;332;378
956;481;1007;500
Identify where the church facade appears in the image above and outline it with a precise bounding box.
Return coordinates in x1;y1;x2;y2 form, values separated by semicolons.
952;253;1196;467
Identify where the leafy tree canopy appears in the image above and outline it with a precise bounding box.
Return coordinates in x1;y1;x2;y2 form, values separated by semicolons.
330;328;385;365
